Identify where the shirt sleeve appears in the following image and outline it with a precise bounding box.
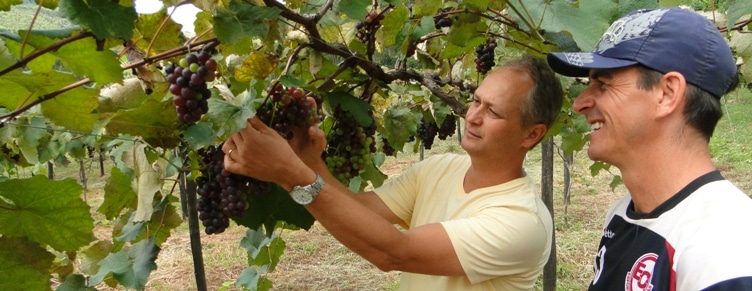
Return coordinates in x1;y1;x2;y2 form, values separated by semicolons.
372;156;434;226
440;205;550;284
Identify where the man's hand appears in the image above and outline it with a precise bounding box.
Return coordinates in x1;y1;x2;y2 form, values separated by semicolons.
222;117;313;190
286;97;327;170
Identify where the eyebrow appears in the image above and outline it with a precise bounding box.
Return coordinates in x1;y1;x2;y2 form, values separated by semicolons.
589;69;613;81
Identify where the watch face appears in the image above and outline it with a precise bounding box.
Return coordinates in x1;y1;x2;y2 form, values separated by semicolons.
291;188;314;205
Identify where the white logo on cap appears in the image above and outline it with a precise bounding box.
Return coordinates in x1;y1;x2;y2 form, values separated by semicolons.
563;53;594;66
595;9;668;53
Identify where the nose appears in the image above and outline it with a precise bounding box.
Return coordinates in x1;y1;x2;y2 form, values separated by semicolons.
465;105;482;125
572;85;596;114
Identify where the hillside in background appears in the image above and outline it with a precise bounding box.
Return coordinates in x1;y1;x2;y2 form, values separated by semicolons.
0;2;74;32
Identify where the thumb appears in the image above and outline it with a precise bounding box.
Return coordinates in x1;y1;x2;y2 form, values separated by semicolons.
309;126;327;152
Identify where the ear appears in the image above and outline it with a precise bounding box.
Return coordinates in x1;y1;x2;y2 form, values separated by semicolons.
656;72;687;119
522;124;547;148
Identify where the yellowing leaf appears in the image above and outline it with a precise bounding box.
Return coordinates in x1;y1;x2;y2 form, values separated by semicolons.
234;51;279;82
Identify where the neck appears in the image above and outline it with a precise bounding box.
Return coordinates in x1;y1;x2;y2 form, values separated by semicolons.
619;136;715;213
464;154;526;193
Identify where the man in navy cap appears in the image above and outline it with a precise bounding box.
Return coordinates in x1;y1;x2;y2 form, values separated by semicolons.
547;7;752;290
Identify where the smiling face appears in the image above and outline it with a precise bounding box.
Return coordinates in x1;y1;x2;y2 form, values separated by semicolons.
461;66;541;161
573;66;659;166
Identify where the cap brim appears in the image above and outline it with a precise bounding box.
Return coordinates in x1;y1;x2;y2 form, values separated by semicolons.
547;52;639;77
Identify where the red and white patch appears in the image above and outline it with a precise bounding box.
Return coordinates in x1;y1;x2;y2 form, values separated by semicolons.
626;253;658;291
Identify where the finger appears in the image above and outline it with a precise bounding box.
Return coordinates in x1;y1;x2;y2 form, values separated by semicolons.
305;97;320;123
223;154;236;173
221;137;236;153
247;117;269;132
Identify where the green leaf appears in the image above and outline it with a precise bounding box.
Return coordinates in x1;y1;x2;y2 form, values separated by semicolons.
234;185;315;231
0;0;21;11
381;4;409;47
89;237;159;289
105;97;181;148
240;227;286;271
0;176;94;252
133;10;184;55
730;32;752;79
236;265;272;290
114;197;181;246
360;158;387;188
16;116;47;165
410;16;435;41
184;122;217;150
79;240;112;276
0;237;55;291
727;0;752;27
206;94;256;137
41;86;100;133
98;166;137;220
383;106;417;149
58;0;137;39
412;0;441;17
22;32;124;85
214;1;281;44
326;91;374;127
336;0;369;20
521;0;619;51
56;274;98;291
609;175;623;191
464;0;489;10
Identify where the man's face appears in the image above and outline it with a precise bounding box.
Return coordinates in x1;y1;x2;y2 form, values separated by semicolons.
461;66;536;159
573;66;658;166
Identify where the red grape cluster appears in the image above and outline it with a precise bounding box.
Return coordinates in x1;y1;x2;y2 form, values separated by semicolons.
324;107;377;184
195;144;269;235
257;84;319;140
417;118;439;150
434;7;453;29
380;137;396;156
166;48;218;124
474;38;497;75
437;114;457;140
355;11;385;43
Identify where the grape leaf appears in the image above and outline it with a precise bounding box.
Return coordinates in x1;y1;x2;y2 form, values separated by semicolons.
114;196;182;247
464;0;489;10
325;91;374;127
381;4;409;47
730;32;752;80
521;0;618;51
98;78;152;113
0;176;94;252
214;2;281;44
727;0;752;27
41;86;100;133
133;10;184;55
360;159;387;188
58;0;137;40
412;0;441;17
98;166;137;220
383;106;417;150
207;87;258;136
240;227;285;271
0;1;20;11
20;32;124;85
88;237;159;290
56;274;98;291
130;143;164;222
184;121;216;150
235;185;315;231
79;240;112;277
105;97;181;148
336;0;369;20
16;116;47;165
236;266;273;291
0;237;55;291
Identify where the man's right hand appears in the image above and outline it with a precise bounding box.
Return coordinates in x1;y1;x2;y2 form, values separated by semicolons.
287;97;328;171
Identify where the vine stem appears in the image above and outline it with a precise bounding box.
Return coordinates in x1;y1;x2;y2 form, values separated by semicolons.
0;31;94;77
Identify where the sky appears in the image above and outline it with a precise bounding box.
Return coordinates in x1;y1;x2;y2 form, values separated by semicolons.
134;0;200;34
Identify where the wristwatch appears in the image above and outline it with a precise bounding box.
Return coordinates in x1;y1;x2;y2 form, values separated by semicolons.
289;174;324;205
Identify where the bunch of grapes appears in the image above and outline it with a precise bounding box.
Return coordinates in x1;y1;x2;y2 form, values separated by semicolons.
437;114;457;140
474;38;497;75
381;137;396;156
195;145;269;235
434;7;453;29
355;11;385;43
417;118;439;150
256;84;319;140
166;48;218;124
324;107;377;184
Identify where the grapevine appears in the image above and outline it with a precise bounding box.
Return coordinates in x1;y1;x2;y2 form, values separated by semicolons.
437;114;457;141
355;11;385;43
434;7;453;29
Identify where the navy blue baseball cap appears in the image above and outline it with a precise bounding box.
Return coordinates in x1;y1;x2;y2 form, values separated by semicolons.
547;7;736;98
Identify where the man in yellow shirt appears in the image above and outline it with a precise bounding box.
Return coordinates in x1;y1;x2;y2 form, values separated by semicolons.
222;54;563;290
